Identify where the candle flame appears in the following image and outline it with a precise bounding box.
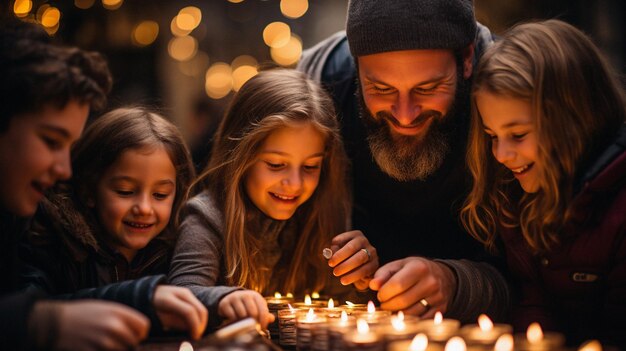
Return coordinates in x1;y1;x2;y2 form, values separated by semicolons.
434;311;443;325
328;298;334;309
304;294;312;305
578;340;602;351
444;336;466;351
274;292;282;298
409;334;429;351
179;341;193;351
526;323;544;343
288;303;295;312
345;301;355;307
286;292;294;298
494;334;514;351
398;311;405;321
367;300;376;314
340;310;348;322
305;308;316;322
391;315;406;331
312;292;320;299
356;319;370;334
478;314;494;331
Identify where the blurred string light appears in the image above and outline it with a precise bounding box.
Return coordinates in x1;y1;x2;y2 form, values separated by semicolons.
270;34;302;66
13;0;32;17
179;51;210;77
74;0;95;10
176;6;202;31
132;20;159;47
205;63;233;99
228;0;245;3
263;22;291;48
39;6;61;28
231;55;258;91
280;0;308;19
168;35;198;61
102;0;123;11
171;16;192;37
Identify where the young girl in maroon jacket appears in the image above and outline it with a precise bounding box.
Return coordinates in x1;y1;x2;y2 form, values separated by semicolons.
461;20;626;349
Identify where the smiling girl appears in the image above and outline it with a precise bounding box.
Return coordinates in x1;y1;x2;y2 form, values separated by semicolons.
461;20;626;348
169;69;377;329
20;107;207;339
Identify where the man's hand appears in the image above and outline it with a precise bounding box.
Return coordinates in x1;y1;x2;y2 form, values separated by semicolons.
369;257;456;317
153;285;208;340
328;230;379;290
51;300;150;351
218;290;275;330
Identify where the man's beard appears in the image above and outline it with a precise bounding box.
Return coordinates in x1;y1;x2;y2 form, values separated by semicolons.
358;71;469;182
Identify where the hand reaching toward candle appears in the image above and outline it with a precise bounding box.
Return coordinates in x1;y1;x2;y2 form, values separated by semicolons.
218;290;275;330
327;230;379;290
369;257;455;317
153;285;208;340
43;300;150;351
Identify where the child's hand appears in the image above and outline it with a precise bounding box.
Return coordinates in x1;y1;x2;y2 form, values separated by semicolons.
48;300;150;351
153;285;208;340
218;290;275;330
327;230;379;290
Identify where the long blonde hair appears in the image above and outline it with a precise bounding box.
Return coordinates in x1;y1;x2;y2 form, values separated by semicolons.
193;69;350;293
461;20;626;253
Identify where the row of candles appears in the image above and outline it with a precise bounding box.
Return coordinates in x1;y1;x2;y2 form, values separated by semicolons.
263;293;602;351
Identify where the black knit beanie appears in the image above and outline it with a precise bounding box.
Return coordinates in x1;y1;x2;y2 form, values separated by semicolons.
346;0;477;57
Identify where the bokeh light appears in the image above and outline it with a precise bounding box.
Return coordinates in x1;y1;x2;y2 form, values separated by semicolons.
168;36;198;62
263;22;291;48
13;0;32;17
40;6;61;28
74;0;95;10
171;16;192;37
270;34;302;66
179;51;210;77
231;55;258;92
177;6;202;31
205;62;233;99
102;0;123;10
280;0;308;19
132;21;159;47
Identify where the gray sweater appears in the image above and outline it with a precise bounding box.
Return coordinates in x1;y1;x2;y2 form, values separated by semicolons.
168;191;367;326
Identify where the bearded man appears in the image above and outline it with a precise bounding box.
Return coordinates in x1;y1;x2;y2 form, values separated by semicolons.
298;0;510;322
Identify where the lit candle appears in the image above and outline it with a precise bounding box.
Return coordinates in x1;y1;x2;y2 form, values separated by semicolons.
179;341;194;351
328;311;357;351
339;300;369;314
293;294;328;310
265;292;294;341
387;333;441;351
459;314;512;347
353;301;392;326
383;311;423;347
494;334;514;351
415;312;460;343
513;323;565;351
578;340;602;351
278;304;298;349
297;308;327;351
343;319;384;351
445;337;466;351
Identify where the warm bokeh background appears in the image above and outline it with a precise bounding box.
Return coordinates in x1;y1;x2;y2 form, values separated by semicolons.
3;0;624;168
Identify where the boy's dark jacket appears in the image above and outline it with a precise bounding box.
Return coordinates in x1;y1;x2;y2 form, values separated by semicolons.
19;186;174;331
501;124;626;349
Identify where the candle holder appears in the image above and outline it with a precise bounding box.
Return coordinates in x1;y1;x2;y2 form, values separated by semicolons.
265;293;295;342
327;312;357;351
415;312;460;344
293;294;328;310
382;312;423;349
278;307;298;350
343;319;384;351
459;314;512;350
339;302;369;315
513;323;565;351
296;308;327;351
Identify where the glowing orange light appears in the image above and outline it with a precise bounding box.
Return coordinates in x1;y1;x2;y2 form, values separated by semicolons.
494;334;514;351
410;334;429;351
434;311;443;325
367;301;376;314
478;314;494;332
444;336;466;351
527;323;544;344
